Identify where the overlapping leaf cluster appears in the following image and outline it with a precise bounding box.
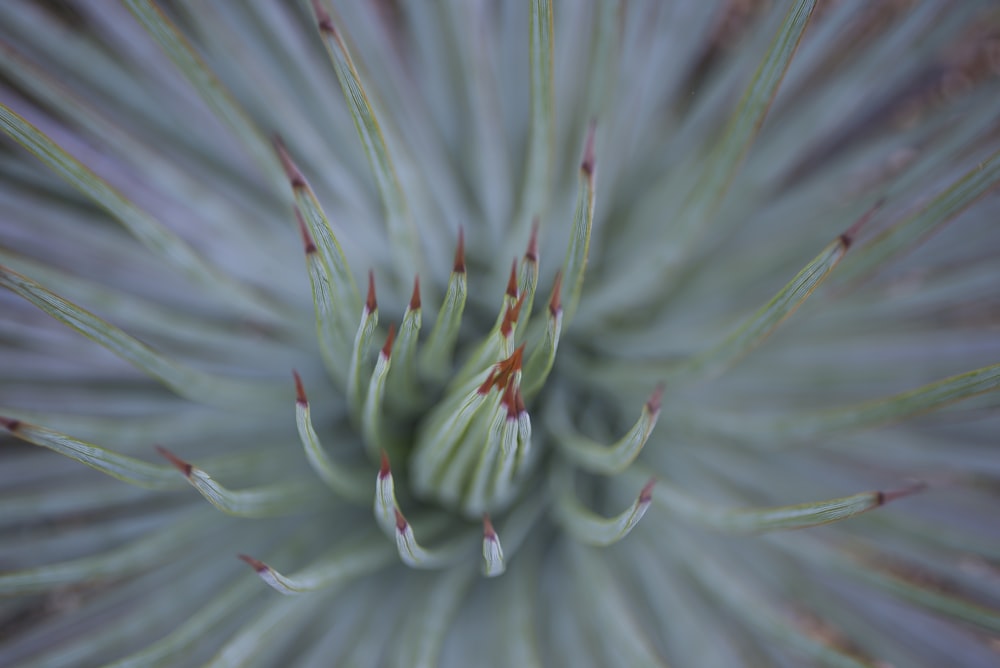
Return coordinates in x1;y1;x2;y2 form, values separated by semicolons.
1;1;999;666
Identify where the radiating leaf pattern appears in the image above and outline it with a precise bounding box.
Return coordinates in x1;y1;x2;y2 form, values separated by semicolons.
1;1;999;667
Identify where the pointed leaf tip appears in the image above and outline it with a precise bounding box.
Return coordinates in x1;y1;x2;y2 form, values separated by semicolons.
482;514;505;577
366;270;377;313
309;0;336;34
379;450;391;479
647;383;665;413
238;554;268;573
549;271;563;316
453;228;466;273
840;199;884;250
512;291;526;323
500;292;527;338
381;323;397;357
506;259;519;297
409;276;421;310
879;480;928;505
155;444;192;477
293;208;317;254
526;219;540;262
511;343;526;371
554;466;653;546
478;369;499;395
273;136;307;189
639;477;657;504
0;416;21;432
501;307;515;338
292;370;307;405
484;344;528;393
580;121;597;177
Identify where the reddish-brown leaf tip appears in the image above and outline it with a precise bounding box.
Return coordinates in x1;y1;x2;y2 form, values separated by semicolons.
646;383;665;413
502;291;528;337
409;275;421;311
483;514;497;539
878;480;928;505
512;343;526;368
500;305;513;338
0;416;20;432
453;227;466;274
238;554;268;573
294;208;317;254
292;370;308;406
366;270;377;313
502;381;518;417
840;198;884;250
486;344;528;393
515;388;526;415
506;259;519;298
379;450;391;480
525;218;540;262
478;368;499;395
310;0;336;33
155;444;192;477
511;291;526;322
549;271;563;316
381;323;397;358
394;508;408;532
273;135;307;189
580;121;597;177
639;477;657;504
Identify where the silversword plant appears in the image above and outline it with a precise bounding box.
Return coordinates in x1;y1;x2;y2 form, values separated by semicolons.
1;1;1000;666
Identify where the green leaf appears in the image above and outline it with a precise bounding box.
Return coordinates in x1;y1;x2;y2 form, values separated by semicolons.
238;532;392;595
512;0;554;238
0;511;213;595
1;417;185;490
420;234;468;379
155;446;317;518
347;273;380;419
551;466;654;547
292;373;371;503
667;213;868;383
361;331;395;460
385;280;423;404
278;142;362;361
0;266;284;408
0;105;281;322
123;0;282;188
308;0;419;280
496;542;544;666
677;541;879;668
629;468;909;532
204;595;322;668
842;146;1000;281
0;248;288;358
105;577;261;668
849;554;1000;633
561;124;597;326
568;544;670;667
552;386;662;475
585;0;818;316
522;273;564;400
777;362;1000;442
388;566;477;668
686;0;817;228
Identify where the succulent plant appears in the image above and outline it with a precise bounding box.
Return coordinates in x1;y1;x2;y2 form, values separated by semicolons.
2;0;1000;665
